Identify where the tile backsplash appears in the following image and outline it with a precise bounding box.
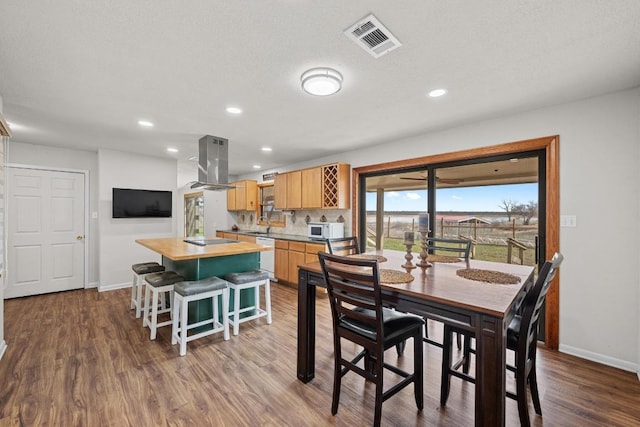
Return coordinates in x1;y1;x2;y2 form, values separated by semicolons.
229;209;351;236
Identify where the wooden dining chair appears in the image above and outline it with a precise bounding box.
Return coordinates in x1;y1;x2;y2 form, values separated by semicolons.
318;252;424;427
423;237;473;349
326;236;360;256
440;252;563;427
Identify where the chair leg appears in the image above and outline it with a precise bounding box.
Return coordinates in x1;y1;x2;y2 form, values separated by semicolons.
373;355;384;427
130;274;137;310
171;293;180;346
462;334;472;374
142;284;151;328
179;296;188;356
265;280;272;324
395;340;406;356
331;338;342;415
516;363;531;427
135;277;145;318
233;287;241;336
414;333;424;411
440;326;453;406
529;366;542;415
222;289;230;341
150;289;159;340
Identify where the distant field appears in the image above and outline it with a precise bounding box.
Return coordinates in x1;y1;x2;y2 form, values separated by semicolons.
373;237;536;266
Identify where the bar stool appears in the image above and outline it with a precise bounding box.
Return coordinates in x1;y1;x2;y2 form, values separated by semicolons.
171;277;230;356
131;262;166;318
143;271;184;340
223;270;272;336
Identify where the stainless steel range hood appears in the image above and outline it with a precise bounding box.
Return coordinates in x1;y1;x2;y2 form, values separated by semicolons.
189;135;236;190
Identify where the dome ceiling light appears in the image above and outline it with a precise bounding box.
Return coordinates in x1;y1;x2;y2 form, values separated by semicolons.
301;67;343;96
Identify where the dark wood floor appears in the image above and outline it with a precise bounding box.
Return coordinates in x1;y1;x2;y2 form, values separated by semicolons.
1;284;639;426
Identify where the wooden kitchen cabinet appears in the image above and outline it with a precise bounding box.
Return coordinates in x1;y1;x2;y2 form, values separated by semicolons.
301;167;322;209
305;242;326;263
216;231;224;238
222;232;238;240
286;171;302;209
272;163;350;210
274;173;287;210
227;180;258;211
288;241;306;285
237;234;256;243
274;239;289;282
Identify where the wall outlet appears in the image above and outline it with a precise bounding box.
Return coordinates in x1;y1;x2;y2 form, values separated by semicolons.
560;215;577;227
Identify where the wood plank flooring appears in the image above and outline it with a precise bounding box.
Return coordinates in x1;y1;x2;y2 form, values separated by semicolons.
1;284;639;426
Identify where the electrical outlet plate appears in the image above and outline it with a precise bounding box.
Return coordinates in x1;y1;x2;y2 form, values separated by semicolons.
560;215;577;227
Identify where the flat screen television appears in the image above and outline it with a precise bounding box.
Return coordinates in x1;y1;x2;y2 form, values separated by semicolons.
112;188;172;218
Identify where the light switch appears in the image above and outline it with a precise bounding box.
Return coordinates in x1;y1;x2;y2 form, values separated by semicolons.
560;215;576;227
91;211;98;219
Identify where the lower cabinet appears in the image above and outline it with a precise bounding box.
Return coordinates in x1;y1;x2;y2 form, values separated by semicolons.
274;239;326;285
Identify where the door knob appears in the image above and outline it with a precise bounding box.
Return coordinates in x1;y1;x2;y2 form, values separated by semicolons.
76;235;84;240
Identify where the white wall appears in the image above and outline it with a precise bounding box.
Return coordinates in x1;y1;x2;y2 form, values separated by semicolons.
0;95;5;359
7;141;100;286
242;88;640;373
98;149;177;290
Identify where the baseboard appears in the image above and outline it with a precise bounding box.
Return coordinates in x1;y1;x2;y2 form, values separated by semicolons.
559;344;639;375
85;281;99;289
98;282;131;292
0;340;7;361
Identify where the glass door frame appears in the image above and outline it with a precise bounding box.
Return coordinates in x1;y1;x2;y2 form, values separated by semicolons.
353;135;560;349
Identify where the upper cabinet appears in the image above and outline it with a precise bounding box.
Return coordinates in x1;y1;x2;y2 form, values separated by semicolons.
274;163;350;210
227;180;258;211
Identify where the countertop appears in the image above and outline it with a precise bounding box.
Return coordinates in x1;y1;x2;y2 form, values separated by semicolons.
219;230;328;244
136;236;272;261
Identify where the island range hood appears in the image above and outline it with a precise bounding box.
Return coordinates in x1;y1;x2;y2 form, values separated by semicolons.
189;135;236;190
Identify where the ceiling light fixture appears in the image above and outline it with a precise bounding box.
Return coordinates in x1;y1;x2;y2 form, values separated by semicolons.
138;120;154;127
428;88;447;98
226;106;243;114
253;164;261;169
167;148;178;153
261;147;272;152
301;67;343;96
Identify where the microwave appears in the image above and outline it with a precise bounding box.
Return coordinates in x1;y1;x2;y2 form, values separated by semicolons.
308;222;344;240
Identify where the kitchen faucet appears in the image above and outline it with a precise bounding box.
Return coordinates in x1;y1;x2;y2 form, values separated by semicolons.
258;216;271;234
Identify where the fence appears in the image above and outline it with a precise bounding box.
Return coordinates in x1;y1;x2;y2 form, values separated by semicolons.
366;213;538;265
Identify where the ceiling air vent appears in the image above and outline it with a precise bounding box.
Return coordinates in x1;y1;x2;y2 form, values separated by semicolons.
344;14;401;58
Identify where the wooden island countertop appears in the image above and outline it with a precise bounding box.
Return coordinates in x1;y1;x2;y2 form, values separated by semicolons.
136;237;272;261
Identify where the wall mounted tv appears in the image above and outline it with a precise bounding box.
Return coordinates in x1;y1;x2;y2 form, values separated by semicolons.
112;188;172;218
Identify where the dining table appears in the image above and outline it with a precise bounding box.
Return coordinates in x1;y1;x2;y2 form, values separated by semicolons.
296;250;535;427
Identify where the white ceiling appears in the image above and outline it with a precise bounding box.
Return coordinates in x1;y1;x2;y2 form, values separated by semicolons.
1;1;639;176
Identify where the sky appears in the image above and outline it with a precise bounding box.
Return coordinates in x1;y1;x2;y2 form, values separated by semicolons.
366;183;538;212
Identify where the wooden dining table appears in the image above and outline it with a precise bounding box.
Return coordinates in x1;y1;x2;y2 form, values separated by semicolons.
296;250;535;427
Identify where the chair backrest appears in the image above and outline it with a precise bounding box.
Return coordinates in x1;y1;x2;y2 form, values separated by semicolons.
426;237;472;260
318;251;383;347
518;252;563;360
326;236;360;256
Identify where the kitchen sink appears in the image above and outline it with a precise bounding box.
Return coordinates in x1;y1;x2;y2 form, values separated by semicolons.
243;231;269;236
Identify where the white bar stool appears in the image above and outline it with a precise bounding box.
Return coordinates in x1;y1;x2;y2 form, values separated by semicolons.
131;262;166;318
171;277;230;356
222;270;272;336
143;271;184;340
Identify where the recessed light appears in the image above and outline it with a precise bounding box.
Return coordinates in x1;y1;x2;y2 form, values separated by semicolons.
261;147;272;152
253;165;261;169
428;88;447;98
138;120;154;127
226;106;243;115
167;148;178;153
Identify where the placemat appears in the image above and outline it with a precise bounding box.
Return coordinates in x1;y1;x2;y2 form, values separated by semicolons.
426;255;462;263
380;269;414;284
456;268;521;285
347;254;388;263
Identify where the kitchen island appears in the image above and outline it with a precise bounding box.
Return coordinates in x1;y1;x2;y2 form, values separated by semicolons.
136;236;273;324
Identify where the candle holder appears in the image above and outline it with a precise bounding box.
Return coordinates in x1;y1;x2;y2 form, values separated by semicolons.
402;243;416;269
416;231;432;269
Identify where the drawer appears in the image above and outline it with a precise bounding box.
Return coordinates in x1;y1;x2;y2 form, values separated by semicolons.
275;239;289;250
305;243;325;254
289;241;306;252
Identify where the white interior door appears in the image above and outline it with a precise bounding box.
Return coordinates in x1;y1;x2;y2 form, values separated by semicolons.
5;167;86;298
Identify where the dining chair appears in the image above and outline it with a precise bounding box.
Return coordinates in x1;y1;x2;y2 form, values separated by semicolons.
423;237;473;349
318;252;424;427
326;236;360;256
440;252;563;427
